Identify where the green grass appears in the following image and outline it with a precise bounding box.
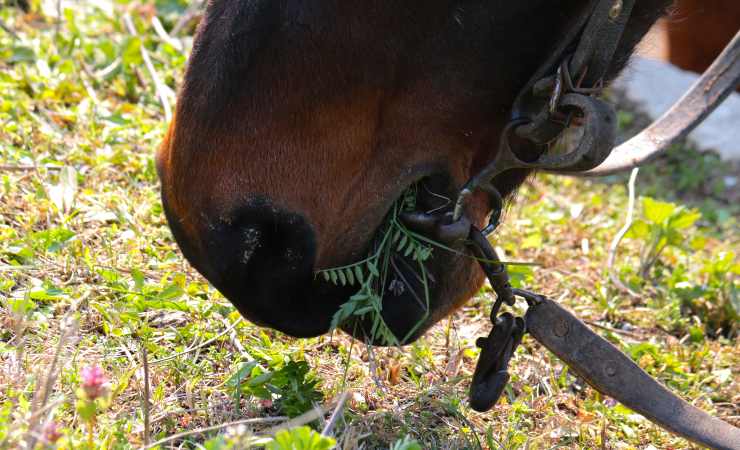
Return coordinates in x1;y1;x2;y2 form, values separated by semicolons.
1;1;738;449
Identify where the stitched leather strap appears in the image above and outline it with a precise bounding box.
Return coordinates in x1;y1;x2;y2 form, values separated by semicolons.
527;298;740;450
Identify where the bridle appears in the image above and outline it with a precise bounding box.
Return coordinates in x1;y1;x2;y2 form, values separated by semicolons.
452;0;633;233
401;0;740;447
460;0;634;414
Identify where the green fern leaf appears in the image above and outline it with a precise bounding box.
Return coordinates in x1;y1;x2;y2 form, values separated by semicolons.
397;234;408;252
315;184;435;343
392;228;402;244
370;316;380;336
350;292;370;302
403;241;415;258
330;303;352;330
354;306;374;315
367;260;380;277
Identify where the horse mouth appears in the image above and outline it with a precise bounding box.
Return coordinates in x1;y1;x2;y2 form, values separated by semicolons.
325;173;476;345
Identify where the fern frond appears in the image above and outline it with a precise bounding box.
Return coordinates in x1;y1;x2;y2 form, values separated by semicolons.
396;234;408;252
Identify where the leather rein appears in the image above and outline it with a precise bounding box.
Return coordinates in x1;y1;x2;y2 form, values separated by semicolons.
405;0;740;447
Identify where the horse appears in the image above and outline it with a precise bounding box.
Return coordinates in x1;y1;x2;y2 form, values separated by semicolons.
156;0;670;344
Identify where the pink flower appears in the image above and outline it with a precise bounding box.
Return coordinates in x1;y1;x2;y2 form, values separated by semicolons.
80;365;109;400
43;421;62;443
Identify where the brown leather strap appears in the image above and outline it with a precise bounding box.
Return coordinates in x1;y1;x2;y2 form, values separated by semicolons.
526;298;740;450
453;0;639;223
512;0;635;146
569;0;636;87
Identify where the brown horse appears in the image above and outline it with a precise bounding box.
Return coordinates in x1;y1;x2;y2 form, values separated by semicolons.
665;0;740;75
157;0;670;343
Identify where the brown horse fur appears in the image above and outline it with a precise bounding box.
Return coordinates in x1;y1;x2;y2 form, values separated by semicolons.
157;0;670;343
665;0;740;75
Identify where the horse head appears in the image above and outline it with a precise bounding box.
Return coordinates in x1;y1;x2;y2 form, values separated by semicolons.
157;0;669;342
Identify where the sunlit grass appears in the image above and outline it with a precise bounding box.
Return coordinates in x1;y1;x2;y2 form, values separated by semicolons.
1;1;738;449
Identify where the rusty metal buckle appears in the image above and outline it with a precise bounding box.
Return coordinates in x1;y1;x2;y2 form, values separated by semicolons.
453;93;616;233
469;312;524;412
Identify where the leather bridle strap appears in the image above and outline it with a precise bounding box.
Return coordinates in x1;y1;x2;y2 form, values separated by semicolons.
453;0;635;226
512;0;634;147
469;231;740;450
570;0;634;87
527;297;740;450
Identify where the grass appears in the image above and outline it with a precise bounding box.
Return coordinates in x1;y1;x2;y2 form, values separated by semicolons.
1;1;738;449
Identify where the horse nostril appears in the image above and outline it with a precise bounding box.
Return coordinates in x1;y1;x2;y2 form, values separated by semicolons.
240;227;262;264
224;202;314;278
184;198;360;336
172;199;329;333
